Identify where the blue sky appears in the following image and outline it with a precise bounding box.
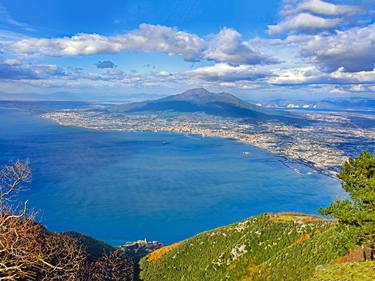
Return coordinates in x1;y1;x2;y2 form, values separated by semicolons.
0;0;280;36
0;0;375;99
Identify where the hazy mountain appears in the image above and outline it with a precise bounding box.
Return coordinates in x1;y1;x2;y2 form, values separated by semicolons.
111;88;301;123
263;97;375;112
319;97;375;111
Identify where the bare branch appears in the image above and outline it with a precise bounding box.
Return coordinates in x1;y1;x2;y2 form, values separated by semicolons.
0;160;31;204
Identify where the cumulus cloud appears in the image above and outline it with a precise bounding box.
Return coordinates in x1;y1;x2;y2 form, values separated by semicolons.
268;13;342;34
9;24;276;66
96;60;117;69
282;0;362;16
12;33;121;56
3;8;374;93
12;24;205;61
269;66;375;85
268;66;322;85
328;84;374;94
187;63;270;82
203;28;277;65
269;0;363;34
301;24;375;72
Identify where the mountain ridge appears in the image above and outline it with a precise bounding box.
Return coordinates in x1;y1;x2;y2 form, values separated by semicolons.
110;88;303;123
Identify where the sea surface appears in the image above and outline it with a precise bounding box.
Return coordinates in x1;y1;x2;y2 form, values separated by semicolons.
0;107;343;245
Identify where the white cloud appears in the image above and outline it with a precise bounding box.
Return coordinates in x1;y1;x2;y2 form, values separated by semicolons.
270;0;364;34
283;0;362;16
268;12;342;34
268;66;322;84
13;33;123;56
269;66;375;85
9;25;276;66
330;69;375;84
187;63;270;82
2;3;374;95
12;24;205;62
301;24;375;72
203;28;276;65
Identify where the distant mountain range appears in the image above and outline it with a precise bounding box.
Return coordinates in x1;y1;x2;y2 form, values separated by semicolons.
110;88;302;123
319;97;375;111
264;97;375;112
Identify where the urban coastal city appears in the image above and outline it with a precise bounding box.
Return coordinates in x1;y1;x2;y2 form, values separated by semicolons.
44;103;375;176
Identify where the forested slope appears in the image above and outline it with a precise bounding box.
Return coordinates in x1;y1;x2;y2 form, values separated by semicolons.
140;213;369;281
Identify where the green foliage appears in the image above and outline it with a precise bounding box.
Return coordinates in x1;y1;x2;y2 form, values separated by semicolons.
319;150;375;248
312;261;375;281
140;214;354;281
248;225;357;281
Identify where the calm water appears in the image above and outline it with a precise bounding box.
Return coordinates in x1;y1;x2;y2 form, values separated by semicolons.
0;107;343;245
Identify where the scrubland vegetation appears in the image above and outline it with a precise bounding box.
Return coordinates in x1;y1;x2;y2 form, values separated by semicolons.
140;213;364;280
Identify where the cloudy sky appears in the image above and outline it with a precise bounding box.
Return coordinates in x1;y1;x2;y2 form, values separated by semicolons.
0;0;374;99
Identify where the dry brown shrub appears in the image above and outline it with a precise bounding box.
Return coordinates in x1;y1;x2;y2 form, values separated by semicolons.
146;242;181;262
336;246;366;263
0;160;135;281
90;249;134;281
0;161;88;280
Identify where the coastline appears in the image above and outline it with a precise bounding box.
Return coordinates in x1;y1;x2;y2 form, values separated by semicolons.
42;113;339;179
0;106;343;244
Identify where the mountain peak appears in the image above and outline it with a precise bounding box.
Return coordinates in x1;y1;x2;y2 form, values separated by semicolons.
166;88;236;104
180;88;211;97
114;87;299;122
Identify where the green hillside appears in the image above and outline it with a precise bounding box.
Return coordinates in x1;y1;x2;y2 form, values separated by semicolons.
139;213;370;281
312;261;375;280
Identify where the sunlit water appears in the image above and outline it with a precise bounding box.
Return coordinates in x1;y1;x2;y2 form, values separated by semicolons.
0;107;343;245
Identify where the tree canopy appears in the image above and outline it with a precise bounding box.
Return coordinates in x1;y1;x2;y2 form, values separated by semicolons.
320;150;375;256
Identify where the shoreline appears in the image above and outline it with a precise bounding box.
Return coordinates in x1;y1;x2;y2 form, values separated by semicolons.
42;113;339;179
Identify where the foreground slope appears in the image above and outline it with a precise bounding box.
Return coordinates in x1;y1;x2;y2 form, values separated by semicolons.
312;261;375;280
140;213;370;281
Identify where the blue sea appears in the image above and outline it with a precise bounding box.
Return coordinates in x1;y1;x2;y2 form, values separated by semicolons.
0;107;343;245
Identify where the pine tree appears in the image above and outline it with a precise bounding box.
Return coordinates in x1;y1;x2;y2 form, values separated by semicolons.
319;150;375;260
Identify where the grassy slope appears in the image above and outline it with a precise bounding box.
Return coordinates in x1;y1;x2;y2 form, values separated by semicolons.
312;261;375;280
140;213;362;281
